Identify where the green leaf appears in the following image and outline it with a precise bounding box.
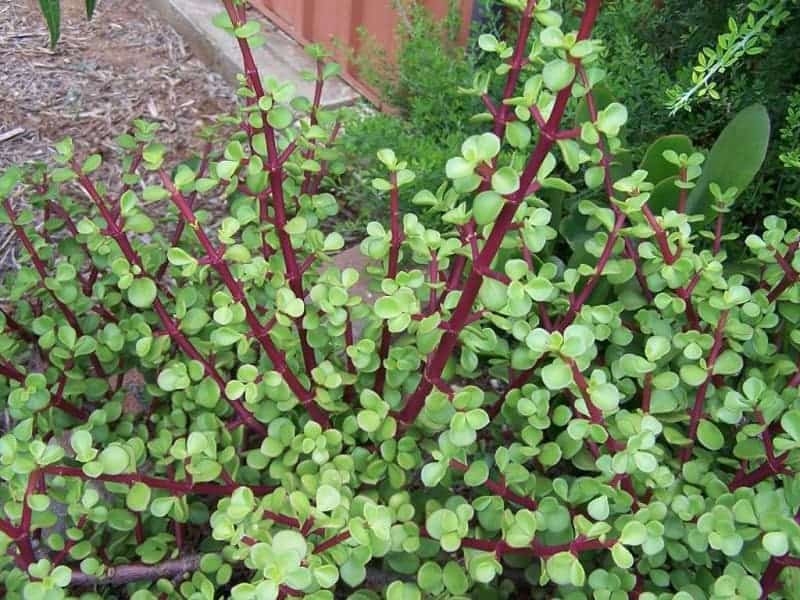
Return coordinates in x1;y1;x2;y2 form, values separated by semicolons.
575;84;615;127
377;148;397;170
475;133;501;161
85;0;98;19
781;410;800;442
234;21;260;39
591;383;621;412
158;366;190;392
596;103;628;137
150;497;175;518
267;107;293;130
81;154;102;174
127;278;157;308
57;325;77;350
272;530;307;563
38;0;61;48
196;377;221;409
98;445;130;476
421;462;447;487
473;191;504;225
386;581;421;600
211;327;241;347
491;167;520;195
542;59;575;92
540;26;565;48
697;419;724;450
640;135;693;185
446;157;474;180
375;297;402;319
546;551;584;586
713;350;743;376
0;167;22;198
316;484;341;512
468;554;499;584
588;496;609;521
506;121;531;149
620;520;647;545
645;336;671;362
167;247;196;267
763;531;789;556
611;543;634;568
418;561;442;592
126;482;151;512
542;359;572;390
70;431;93;458
108;508;136;531
686;104;770;220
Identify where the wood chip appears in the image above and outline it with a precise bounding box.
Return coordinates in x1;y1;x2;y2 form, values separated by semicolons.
0;127;25;143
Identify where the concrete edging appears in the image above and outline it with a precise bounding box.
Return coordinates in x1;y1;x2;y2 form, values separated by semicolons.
144;0;360;108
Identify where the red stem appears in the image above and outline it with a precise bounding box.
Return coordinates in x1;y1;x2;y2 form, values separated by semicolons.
677;167;688;213
642;205;675;264
76;173;267;436
566;357;604;425
450;459;537;509
567;359;625;453
159;172;330;428
155;142;213;281
0;360;24;382
396;0;602;428
427;251;439;312
51;515;87;566
642;373;653;413
374;173;402;396
676;272;702;330
1;306;35;343
761;557;786;598
577;66;652;303
3;199;107;379
729;369;800;489
713;212;724;255
343;309;356;404
15;470;43;567
559;212;626;330
492;0;537;138
42;465;275;496
48;371;90;421
220;0;320;383
313;531;351;554
767;241;799;303
420;528;615;558
679;311;728;463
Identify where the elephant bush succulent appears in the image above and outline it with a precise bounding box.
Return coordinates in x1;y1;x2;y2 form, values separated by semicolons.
1;0;799;598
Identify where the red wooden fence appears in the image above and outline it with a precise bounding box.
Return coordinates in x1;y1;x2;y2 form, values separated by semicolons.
249;0;475;104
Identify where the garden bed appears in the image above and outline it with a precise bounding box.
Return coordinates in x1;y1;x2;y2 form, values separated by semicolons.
0;0;236;270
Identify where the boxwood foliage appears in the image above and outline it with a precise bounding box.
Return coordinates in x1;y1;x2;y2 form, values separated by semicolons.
1;0;800;599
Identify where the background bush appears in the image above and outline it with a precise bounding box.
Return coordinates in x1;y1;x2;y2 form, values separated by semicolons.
334;1;487;225
336;0;800;237
597;0;800;233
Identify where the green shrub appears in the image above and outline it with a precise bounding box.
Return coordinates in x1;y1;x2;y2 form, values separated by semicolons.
336;1;484;221
596;0;800;231
2;1;800;599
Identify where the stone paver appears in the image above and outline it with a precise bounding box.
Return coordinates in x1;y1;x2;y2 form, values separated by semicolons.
330;244;376;305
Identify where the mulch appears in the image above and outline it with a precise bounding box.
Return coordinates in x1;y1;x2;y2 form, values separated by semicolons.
0;0;237;271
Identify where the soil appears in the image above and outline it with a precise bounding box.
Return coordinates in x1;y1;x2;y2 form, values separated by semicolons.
0;0;373;278
0;0;239;269
0;0;235;165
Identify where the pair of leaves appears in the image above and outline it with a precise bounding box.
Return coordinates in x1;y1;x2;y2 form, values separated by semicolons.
38;0;98;48
645;105;770;218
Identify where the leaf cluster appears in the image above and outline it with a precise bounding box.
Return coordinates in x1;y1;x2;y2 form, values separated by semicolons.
2;1;800;599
